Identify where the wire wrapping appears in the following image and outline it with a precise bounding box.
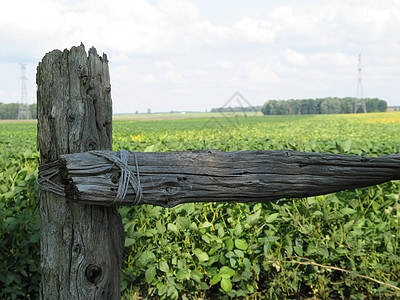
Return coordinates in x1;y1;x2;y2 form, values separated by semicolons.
38;160;66;197
38;150;142;206
89;150;142;206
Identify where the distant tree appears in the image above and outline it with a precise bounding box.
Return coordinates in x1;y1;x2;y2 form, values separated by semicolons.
340;98;354;113
261;97;387;116
287;99;299;115
364;98;388;112
29;103;37;119
319;98;341;114
0;102;19;119
264;100;281;115
0;102;37;119
377;100;388;112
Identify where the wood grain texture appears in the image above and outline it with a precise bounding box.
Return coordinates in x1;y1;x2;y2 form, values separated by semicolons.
59;149;400;208
37;44;124;299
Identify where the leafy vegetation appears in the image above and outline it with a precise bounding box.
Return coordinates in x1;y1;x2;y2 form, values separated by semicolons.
0;122;40;299
261;97;387;115
0;102;37;119
0;112;399;299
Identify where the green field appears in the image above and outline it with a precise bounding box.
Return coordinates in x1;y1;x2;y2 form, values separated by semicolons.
1;112;400;299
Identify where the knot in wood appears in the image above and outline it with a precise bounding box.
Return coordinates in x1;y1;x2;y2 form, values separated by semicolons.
86;138;98;151
85;264;102;284
67;110;75;122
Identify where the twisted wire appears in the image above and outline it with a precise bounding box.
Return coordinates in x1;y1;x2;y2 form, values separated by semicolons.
38;160;66;197
38;150;142;206
89;150;142;206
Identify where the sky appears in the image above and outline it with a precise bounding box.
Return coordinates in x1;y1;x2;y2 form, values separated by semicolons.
0;0;399;114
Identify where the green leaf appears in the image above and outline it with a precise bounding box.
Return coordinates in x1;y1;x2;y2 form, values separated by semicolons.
189;222;198;231
201;234;210;243
201;221;213;229
243;258;251;270
145;267;156;284
294;245;303;256
234;222;243;236
199;282;210;290
210;273;221;286
190;269;203;283
178;259;187;269
336;247;350;254
220;278;232;292
20;269;28;278
167;286;178;298
220;266;235;278
264;242;272;256
316;247;329;258
342;139;352;152
137;250;156;268
144;142;162;152
235;239;248;251
340;207;357;215
305;243;317;256
265;213;279;223
193;248;209;262
4;191;14;199
247;209;261;225
224;239;234;251
157;283;168;295
23;149;32;159
124;238;135;247
176;268;190;280
177;259;186;269
176;216;191;230
158;260;170;273
156;221;166;234
253;263;261;275
234;249;244;258
229;257;237;268
241;270;252;280
167;223;179;233
313;210;324;216
149;206;163;218
218;226;225;237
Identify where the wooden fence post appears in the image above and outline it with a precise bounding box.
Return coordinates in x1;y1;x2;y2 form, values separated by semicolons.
37;44;124;299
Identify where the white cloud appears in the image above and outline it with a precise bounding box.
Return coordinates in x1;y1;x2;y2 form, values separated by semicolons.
234;17;276;44
154;61;174;70
214;59;234;70
242;61;280;83
163;70;185;84
111;64;158;84
283;49;308;67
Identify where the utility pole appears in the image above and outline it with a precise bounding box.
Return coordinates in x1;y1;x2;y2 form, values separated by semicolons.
354;54;367;113
18;63;31;119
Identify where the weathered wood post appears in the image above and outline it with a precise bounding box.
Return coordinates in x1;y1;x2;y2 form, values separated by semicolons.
37;45;124;299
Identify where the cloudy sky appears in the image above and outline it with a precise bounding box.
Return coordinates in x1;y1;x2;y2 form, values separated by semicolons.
0;0;399;113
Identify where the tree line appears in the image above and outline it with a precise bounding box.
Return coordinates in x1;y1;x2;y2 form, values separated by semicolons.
0;102;37;119
261;97;387;115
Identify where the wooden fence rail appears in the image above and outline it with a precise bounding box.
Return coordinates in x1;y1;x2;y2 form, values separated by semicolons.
56;150;400;208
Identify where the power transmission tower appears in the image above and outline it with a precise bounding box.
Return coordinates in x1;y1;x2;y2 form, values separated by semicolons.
18;63;31;120
354;54;367;113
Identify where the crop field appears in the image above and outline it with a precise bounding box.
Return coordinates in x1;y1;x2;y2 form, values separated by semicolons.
1;112;400;299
